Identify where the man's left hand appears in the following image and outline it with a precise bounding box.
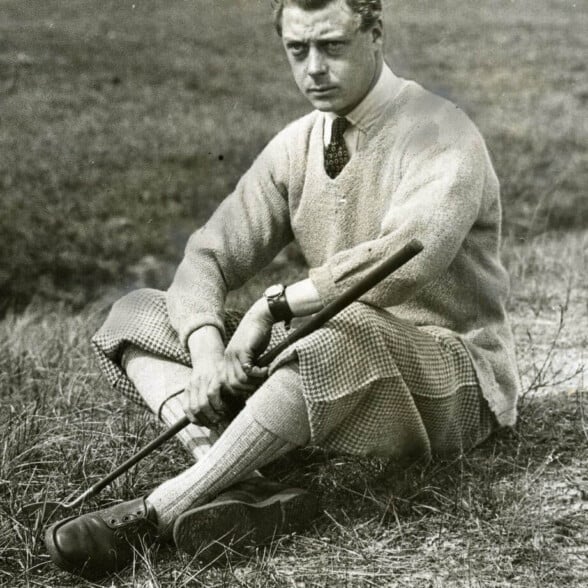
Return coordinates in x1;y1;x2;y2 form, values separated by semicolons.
223;298;272;396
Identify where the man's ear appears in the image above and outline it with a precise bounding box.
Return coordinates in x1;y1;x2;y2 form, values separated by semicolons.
371;18;384;46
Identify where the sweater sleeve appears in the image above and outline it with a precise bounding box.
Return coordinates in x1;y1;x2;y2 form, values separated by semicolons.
166;131;294;348
309;111;489;307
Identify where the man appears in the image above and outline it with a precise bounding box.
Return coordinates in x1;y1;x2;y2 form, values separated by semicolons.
45;0;520;579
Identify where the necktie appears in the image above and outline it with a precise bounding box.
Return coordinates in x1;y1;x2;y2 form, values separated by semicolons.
324;116;350;178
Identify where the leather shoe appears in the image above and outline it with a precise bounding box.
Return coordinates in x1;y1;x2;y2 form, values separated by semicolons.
173;478;318;563
45;497;159;579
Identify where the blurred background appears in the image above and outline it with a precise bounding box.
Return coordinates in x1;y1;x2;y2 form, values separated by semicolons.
1;0;586;313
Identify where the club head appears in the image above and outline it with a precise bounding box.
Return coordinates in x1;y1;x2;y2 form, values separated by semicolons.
18;500;69;521
19;486;93;522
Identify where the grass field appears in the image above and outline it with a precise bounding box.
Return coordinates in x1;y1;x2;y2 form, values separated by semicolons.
1;0;587;585
0;0;586;311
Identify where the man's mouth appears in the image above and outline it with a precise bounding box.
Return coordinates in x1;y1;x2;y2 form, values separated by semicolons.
308;86;337;95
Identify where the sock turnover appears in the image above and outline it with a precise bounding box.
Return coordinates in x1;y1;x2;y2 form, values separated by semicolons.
123;346;217;460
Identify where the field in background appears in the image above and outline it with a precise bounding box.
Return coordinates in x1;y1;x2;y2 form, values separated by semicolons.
1;0;587;585
0;0;587;311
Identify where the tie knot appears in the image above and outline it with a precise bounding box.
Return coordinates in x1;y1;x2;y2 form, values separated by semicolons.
331;117;349;142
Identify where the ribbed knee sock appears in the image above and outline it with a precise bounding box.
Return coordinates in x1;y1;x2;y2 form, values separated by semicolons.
148;406;296;530
123;346;216;460
147;366;311;530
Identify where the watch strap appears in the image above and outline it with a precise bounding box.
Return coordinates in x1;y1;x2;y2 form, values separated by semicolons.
264;284;293;324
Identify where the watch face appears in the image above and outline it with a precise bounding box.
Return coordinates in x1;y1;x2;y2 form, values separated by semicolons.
265;284;284;298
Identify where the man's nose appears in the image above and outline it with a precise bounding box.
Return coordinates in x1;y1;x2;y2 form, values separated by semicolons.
306;46;328;77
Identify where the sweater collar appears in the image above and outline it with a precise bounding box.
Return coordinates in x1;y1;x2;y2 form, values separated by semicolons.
325;64;405;133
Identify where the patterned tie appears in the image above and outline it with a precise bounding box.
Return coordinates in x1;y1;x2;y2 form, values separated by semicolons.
324;116;350;178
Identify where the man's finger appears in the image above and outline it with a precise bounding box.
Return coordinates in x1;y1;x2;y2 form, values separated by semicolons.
204;375;233;424
243;362;268;379
226;355;249;386
183;389;214;427
226;380;258;393
181;386;200;423
222;356;261;394
208;388;228;416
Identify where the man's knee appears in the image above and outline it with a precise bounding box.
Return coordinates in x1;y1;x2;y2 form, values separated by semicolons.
111;288;167;320
246;363;310;447
325;302;411;345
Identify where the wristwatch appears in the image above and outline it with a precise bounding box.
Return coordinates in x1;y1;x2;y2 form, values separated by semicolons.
264;283;293;325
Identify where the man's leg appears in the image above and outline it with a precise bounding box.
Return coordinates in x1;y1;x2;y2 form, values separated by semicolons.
45;364;316;577
169;363;315;560
123;345;216;460
281;304;496;458
147;364;311;528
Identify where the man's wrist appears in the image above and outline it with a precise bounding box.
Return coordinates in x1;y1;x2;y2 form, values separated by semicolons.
187;325;225;359
251;297;274;323
280;278;323;317
263;283;294;324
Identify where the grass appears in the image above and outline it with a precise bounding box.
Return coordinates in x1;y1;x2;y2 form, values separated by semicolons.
1;0;587;585
0;0;587;311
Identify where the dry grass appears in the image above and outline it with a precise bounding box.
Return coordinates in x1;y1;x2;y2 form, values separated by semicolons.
0;230;586;587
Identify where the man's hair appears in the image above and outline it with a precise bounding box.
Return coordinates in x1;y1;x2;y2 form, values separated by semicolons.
271;0;382;36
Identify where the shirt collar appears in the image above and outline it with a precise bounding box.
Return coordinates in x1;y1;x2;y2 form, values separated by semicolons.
325;64;404;133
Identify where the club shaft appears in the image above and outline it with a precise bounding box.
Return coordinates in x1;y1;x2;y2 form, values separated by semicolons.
74;417;190;505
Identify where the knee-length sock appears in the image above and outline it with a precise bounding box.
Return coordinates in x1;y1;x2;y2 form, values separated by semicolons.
147;365;310;530
123;346;216;460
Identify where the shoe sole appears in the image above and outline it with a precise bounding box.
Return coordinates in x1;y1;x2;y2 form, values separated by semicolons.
172;488;318;563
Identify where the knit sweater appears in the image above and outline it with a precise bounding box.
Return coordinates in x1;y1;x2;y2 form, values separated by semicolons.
167;80;520;427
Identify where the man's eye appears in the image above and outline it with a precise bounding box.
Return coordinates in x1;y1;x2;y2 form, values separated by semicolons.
288;43;307;57
325;41;345;55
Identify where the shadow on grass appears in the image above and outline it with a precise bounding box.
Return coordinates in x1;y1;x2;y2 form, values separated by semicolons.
268;388;585;505
254;389;587;585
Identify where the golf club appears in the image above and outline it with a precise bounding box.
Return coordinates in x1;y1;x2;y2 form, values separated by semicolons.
22;238;423;517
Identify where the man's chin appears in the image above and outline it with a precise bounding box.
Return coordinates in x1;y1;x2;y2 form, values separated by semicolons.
306;95;357;116
309;99;343;114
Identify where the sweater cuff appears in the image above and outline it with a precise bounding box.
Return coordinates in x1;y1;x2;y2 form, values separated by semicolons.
308;265;339;306
176;312;226;351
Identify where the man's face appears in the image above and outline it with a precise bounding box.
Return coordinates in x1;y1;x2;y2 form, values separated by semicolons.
281;0;383;115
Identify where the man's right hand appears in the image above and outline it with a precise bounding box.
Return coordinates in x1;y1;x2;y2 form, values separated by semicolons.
183;326;228;427
184;325;261;427
182;353;226;427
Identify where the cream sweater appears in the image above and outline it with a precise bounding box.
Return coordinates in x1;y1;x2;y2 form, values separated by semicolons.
167;80;520;427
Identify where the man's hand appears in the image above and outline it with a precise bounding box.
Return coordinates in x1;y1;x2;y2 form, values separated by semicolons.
183;326;228;427
224;298;272;388
182;306;272;427
182;352;227;427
